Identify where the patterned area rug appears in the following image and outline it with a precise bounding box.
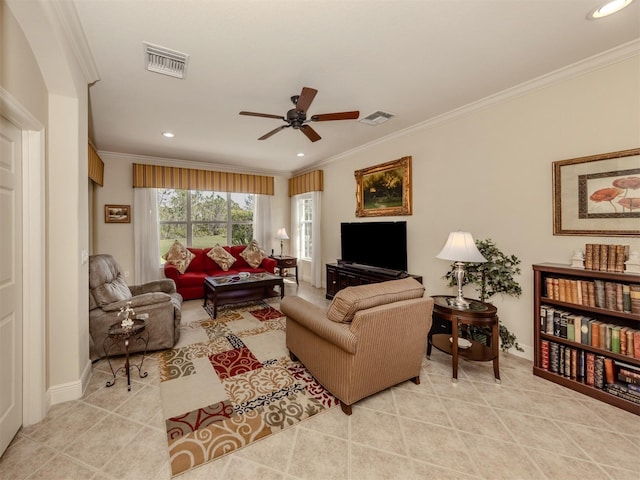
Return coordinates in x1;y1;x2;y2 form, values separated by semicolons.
158;300;338;476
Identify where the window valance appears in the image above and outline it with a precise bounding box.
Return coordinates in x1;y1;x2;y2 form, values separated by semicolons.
88;144;104;186
132;163;274;195
288;170;323;197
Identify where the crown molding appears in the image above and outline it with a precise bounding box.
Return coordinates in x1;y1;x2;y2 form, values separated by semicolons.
313;39;640;170
46;0;100;84
98;150;288;178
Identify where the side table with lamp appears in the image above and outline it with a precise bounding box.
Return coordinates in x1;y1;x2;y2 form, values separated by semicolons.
431;231;500;383
271;227;299;284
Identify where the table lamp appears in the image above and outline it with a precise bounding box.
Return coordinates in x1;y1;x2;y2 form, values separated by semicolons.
436;231;487;308
275;228;289;256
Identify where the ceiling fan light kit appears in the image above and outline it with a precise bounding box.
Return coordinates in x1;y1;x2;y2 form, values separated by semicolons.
239;87;359;142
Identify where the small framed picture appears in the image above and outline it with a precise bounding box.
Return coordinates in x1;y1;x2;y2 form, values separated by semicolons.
105;204;131;223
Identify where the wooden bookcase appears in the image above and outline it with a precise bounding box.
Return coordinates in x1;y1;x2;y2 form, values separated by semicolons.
533;263;640;415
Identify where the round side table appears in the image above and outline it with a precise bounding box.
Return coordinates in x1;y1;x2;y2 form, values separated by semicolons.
427;295;500;383
103;319;149;391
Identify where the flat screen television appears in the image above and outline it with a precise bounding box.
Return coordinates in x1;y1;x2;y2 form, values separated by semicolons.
340;221;407;273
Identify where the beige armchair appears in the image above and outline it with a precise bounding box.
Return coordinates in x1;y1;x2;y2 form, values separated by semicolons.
281;277;434;414
89;254;183;361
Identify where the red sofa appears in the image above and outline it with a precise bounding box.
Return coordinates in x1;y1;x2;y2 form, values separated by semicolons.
163;246;277;300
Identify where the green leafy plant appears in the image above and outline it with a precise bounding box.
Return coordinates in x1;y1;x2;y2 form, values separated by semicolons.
443;238;523;352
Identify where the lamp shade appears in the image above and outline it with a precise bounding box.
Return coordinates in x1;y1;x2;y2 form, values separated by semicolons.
436;231;486;263
275;228;289;240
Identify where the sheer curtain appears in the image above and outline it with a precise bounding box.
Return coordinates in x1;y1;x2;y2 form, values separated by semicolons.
290;195;299;260
253;194;272;252
290;192;322;288
134;188;160;283
310;190;322;288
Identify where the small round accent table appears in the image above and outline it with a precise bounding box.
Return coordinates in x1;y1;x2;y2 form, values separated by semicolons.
103;319;149;391
427;295;500;383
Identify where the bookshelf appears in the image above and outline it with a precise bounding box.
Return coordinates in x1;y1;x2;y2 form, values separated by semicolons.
533;263;640;415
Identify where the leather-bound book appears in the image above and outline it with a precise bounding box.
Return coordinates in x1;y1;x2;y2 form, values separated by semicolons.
615;245;626;273
600;244;608;272
541;339;549;370
607;244;617;272
591;320;601;348
604;358;615;384
585;243;594;270
586;353;596;386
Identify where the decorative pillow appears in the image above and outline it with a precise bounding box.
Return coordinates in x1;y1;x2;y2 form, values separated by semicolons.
327;277;425;323
207;244;236;271
162;240;195;274
239;239;266;269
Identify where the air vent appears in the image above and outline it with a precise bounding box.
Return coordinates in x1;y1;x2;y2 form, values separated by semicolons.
359;110;395;126
143;42;189;79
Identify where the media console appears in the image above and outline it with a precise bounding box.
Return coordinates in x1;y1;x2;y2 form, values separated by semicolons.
326;263;422;299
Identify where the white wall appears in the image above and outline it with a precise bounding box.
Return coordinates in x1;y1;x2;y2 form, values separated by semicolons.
0;2;47;119
93;152;290;282
6;0;96;404
320;55;640;360
93;154;135;274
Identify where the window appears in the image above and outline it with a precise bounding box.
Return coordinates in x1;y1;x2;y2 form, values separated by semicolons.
297;194;312;260
158;189;253;260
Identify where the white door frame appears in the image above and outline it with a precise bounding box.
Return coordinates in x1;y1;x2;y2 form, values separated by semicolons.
1;87;47;425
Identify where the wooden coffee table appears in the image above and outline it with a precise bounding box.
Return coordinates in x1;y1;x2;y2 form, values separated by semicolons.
203;272;284;318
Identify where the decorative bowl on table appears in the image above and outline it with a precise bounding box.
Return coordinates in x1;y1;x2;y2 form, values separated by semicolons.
449;337;472;349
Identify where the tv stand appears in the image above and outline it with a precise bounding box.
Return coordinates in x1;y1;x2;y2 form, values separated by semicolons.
326;263;422;299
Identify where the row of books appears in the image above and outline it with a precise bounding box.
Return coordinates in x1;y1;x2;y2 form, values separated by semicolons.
543;277;640;314
539;305;640;358
584;243;629;272
539;340;640;405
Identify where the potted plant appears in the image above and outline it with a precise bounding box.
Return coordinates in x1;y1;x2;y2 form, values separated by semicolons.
443;238;523;352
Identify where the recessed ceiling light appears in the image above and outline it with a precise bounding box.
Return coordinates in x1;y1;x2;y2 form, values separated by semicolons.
297;152;305;157
587;0;634;19
162;131;175;138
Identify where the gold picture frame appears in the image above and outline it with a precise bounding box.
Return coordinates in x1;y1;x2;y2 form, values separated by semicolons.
553;148;640;236
355;156;412;217
104;204;131;223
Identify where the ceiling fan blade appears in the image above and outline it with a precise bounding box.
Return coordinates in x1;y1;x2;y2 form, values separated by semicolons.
240;111;285;120
300;125;321;142
258;125;288;140
311;111;360;122
295;87;318;114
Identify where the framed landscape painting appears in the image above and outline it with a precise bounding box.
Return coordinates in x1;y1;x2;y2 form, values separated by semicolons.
105;204;131;223
355;156;412;217
553;148;640;236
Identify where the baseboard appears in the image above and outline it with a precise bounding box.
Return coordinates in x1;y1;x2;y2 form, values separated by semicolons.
506;343;533;362
48;359;93;405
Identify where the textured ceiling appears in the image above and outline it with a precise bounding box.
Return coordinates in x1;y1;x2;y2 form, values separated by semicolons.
73;0;640;174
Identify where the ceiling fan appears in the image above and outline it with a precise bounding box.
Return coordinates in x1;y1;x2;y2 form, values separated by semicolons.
239;87;359;142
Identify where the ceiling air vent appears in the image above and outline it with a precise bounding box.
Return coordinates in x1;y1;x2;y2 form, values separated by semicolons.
359;110;395;126
143;42;189;79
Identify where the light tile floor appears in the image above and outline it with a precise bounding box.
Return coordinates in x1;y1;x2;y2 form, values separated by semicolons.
2;281;639;479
